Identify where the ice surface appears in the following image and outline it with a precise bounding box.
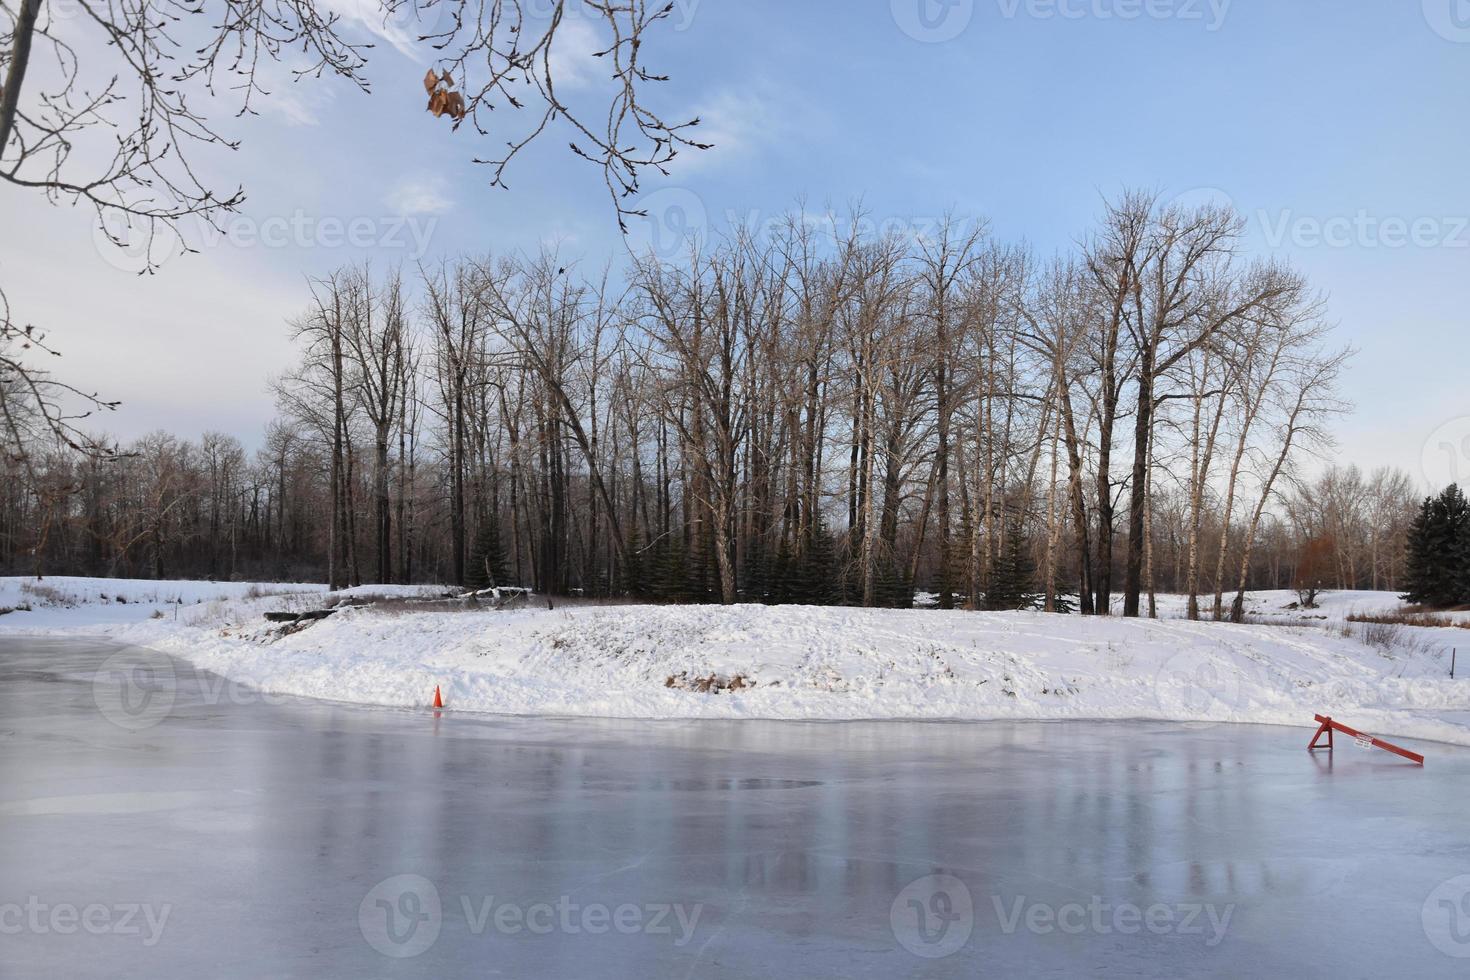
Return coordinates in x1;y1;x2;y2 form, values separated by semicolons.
2;637;1469;978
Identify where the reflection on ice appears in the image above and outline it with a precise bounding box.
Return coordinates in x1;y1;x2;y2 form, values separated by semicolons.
0;638;1464;978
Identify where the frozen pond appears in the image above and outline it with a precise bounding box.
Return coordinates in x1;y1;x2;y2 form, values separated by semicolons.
2;637;1469;977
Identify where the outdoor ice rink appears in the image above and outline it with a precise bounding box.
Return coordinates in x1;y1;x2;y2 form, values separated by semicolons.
3;636;1468;977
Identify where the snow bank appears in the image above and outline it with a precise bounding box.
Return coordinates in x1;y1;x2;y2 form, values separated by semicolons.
1113;588;1470;624
0;576;329;629
9;578;1470;746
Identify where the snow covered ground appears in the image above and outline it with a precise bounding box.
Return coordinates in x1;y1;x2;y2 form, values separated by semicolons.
1118;588;1470;625
4;576;1469;743
0;576;331;629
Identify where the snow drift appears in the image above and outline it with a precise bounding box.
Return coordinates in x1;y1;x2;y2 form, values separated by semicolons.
5;577;1468;745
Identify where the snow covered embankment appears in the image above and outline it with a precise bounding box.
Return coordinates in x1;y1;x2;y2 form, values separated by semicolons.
17;582;1463;745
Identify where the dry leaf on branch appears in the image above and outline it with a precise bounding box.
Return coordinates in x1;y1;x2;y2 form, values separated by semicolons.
424;68;467;122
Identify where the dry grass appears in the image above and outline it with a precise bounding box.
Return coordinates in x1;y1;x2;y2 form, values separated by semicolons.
18;581;68;605
244;584;318;600
1235;614;1321;629
1334;620;1441;657
1346;611;1470;630
366;595;523;616
665;672;755;693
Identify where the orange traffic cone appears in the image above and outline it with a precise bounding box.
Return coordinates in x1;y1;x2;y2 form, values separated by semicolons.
432;685;444;709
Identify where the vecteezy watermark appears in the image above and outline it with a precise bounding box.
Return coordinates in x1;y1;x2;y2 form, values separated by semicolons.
1258;210;1470;250
991;895;1234;946
891;0;976;42
1423;0;1470;43
725;207;983;251
94;209;440;274
1422;417;1470;489
889;875;1234;957
891;874;975;958
1154;649;1250;717
1163;187;1470;252
625;187;709;263
92;650;294;731
629;195;986;259
359;875;442;959
893;0;1229;41
93;649;178;731
995;0;1230;30
523;0;702;30
0;898;171;947
358;874;705;959
1423;875;1470;958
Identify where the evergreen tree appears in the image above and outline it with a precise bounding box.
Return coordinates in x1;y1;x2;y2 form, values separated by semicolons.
619;534;647;597
1459;511;1470;605
789;520;840;605
464;517;510;591
985;522;1039;611
767;538;795;604
1403;484;1470;607
874;556;913;608
651;535;690;602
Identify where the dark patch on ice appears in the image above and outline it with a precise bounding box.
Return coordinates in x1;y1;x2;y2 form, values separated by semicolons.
587;776;823;792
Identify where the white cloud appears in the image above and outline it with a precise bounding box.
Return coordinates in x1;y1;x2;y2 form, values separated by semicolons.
677;84;784;172
318;0;421;59
547;17;606;92
385;174;453;215
258;85;326;127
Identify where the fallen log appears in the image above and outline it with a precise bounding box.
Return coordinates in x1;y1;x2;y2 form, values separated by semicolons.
263;609;337;623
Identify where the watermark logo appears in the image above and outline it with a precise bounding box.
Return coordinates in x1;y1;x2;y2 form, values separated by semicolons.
892;0;976;42
1258;210;1470;250
359;874;443;959
376;0;461;44
1424;0;1470;42
524;0;702;31
1158;188;1469;251
1154;650;1247;717
1422;417;1470;489
626;187;708;263
94;210;440;274
93;649;178;731
992;895;1233;945
1163;185;1238;216
0;898;171;947
92;655;295;730
40;0;86;24
357;875;705;957
1423;875;1470;957
996;0;1230;31
891;874;974;958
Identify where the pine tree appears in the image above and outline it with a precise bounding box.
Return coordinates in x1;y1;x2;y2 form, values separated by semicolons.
873;555;912;608
651;535;690;602
464;517;510;591
790;520;840;606
985;521;1039;611
767;538;795;604
1402;484;1470;608
619;534;647;597
1459;511;1470;606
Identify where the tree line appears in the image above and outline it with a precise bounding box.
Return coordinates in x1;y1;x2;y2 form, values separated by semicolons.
0;192;1426;619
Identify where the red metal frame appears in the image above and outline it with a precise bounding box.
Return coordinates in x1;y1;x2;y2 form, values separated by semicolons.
1308;714;1423;766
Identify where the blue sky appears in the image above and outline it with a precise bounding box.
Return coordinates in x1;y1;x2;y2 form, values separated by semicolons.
3;0;1467;487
